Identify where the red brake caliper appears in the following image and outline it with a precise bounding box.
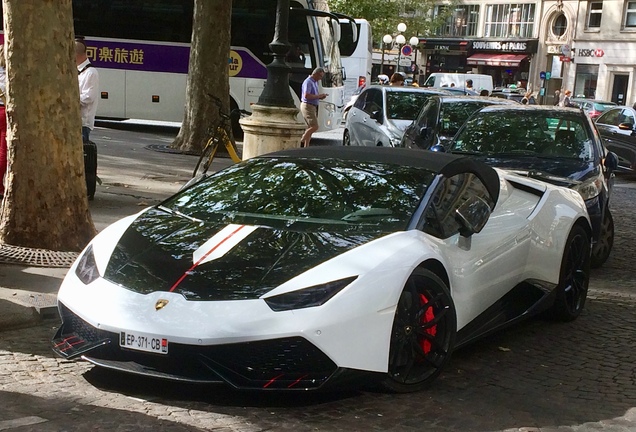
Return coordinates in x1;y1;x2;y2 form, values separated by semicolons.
419;294;437;354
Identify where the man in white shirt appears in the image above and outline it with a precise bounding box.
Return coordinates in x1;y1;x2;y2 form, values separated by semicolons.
75;39;99;142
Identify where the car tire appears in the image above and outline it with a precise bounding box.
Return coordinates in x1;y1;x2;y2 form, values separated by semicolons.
343;129;351;146
547;224;590;322
382;268;456;393
591;209;614;268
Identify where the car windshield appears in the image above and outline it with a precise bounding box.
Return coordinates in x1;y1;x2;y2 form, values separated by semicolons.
387;91;437;120
439;101;499;137
163;157;436;232
450;110;594;161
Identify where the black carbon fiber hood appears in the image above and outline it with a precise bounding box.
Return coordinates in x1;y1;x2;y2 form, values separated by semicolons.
103;207;379;300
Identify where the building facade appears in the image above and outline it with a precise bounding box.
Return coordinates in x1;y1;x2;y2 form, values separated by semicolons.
415;3;541;91
384;0;636;105
539;0;636;106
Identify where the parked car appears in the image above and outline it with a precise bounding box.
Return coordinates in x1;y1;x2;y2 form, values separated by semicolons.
594;106;636;171
490;91;536;104
570;98;616;120
445;105;618;267
343;85;448;147
400;95;517;150
441;87;480;96
423;72;494;94
342;83;366;121
52;146;591;392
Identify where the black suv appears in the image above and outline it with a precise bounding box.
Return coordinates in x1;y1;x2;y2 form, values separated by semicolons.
443;105;618;267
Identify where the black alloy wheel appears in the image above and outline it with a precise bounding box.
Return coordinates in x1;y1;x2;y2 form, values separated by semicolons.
591;210;614;268
548;225;591;321
382;268;456;393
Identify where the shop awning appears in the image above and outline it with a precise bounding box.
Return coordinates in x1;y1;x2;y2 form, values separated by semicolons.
466;53;528;67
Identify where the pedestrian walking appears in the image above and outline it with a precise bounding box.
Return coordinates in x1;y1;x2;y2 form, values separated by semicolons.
300;67;327;147
75;38;99;143
389;73;404;86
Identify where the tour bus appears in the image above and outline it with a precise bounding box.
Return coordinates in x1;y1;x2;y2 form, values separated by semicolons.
339;18;373;102
68;0;349;134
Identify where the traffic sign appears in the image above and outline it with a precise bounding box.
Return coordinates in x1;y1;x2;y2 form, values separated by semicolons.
545;72;551;80
401;45;413;56
540;71;546;80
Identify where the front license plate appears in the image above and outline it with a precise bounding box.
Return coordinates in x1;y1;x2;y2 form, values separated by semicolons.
120;331;169;354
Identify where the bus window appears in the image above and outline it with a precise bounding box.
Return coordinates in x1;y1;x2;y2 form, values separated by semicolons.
339;19;372;102
67;0;348;132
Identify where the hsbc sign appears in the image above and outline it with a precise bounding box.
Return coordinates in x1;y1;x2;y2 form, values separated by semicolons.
576;48;605;57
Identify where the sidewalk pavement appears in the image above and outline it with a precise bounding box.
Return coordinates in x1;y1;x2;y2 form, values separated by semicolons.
0;125;215;331
0;124;344;332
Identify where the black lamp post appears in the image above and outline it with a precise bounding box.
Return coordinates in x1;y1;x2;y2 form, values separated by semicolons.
257;0;295;108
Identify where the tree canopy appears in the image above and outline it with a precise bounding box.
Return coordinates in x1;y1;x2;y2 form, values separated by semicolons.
329;0;454;44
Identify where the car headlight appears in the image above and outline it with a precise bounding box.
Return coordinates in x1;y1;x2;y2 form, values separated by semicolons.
75;244;100;285
264;276;357;312
572;172;603;201
323;102;335;114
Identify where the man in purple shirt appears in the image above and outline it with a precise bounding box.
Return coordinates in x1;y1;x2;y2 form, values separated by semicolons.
300;67;327;147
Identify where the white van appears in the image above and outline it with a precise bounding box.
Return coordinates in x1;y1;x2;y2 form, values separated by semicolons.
423;73;494;94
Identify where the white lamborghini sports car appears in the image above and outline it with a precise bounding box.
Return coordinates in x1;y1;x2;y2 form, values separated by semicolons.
52;147;592;392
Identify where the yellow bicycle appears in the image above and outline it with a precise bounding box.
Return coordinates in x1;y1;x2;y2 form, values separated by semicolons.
192;95;247;178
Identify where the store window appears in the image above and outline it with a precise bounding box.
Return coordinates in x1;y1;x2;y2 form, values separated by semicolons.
574;64;599;99
484;4;536;38
435;5;480;37
586;2;603;29
552;13;568;37
624;1;636;28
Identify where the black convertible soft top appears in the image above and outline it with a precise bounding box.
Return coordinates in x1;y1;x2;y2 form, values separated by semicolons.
264;146;500;204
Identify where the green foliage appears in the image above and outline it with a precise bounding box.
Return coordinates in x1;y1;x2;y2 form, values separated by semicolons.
329;0;455;45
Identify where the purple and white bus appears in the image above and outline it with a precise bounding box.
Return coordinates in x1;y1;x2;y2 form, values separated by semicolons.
71;0;348;133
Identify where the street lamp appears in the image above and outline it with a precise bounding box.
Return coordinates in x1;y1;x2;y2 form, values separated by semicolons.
381;23;418;82
395;33;406;76
380;34;393;77
409;36;420;83
395;23;419;81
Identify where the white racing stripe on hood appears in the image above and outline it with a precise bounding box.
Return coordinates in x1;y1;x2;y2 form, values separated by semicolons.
192;224;259;265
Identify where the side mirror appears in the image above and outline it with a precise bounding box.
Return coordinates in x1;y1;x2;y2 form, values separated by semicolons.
604;151;619;171
618;122;634;130
430;144;446;153
331;18;341;42
455;195;491;237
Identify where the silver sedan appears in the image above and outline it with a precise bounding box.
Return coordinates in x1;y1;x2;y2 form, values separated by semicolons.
344;85;447;147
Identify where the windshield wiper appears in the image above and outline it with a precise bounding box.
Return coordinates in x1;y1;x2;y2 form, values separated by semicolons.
158;205;203;223
485;151;538;157
450;150;483;156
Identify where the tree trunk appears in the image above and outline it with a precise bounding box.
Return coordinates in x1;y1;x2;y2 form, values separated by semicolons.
172;0;231;154
0;0;96;251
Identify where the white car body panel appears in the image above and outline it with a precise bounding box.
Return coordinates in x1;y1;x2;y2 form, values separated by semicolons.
58;167;589;375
